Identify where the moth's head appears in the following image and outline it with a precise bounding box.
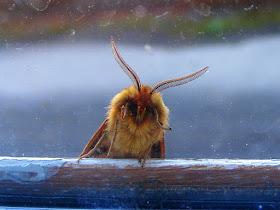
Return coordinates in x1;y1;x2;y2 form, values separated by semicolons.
110;36;208;123
130;85;153;123
114;85;154;123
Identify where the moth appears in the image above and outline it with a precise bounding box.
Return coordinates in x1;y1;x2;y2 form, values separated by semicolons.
78;37;208;167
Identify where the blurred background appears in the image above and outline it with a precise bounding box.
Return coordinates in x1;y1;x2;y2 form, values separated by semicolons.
0;0;280;159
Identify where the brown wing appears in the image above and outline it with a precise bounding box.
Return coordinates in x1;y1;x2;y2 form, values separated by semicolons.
150;132;166;158
79;119;109;159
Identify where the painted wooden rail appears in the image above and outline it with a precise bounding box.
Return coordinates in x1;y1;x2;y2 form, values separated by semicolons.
1;157;280;208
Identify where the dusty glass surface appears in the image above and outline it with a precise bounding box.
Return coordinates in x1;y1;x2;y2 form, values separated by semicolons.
0;0;280;159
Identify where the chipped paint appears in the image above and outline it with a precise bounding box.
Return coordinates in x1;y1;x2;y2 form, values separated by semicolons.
1;157;280;169
1;157;280;184
0;157;65;183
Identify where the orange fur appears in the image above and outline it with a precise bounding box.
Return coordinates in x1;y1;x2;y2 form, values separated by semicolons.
106;84;169;157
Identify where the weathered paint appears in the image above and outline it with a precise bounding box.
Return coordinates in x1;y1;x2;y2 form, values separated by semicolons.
1;157;280;183
1;157;280;208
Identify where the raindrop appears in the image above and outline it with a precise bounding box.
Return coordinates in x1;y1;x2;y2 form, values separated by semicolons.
134;5;147;18
244;5;254;11
180;31;186;40
27;0;52;12
155;11;168;19
144;44;152;54
69;29;76;37
250;105;280;133
8;4;16;10
10;134;16;146
191;2;211;17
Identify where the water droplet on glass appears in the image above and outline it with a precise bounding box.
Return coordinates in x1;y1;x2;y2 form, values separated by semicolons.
250;105;280;133
144;44;152;54
70;29;76;37
244;5;254;11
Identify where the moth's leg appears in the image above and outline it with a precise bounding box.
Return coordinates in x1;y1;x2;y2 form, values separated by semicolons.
141;144;153;168
160;132;166;159
77;131;106;162
153;108;172;131
150;133;166;159
137;147;145;164
138;155;142;164
120;102;129;119
106;120;119;158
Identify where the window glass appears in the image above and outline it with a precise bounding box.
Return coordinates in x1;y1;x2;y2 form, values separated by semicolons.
0;1;279;159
